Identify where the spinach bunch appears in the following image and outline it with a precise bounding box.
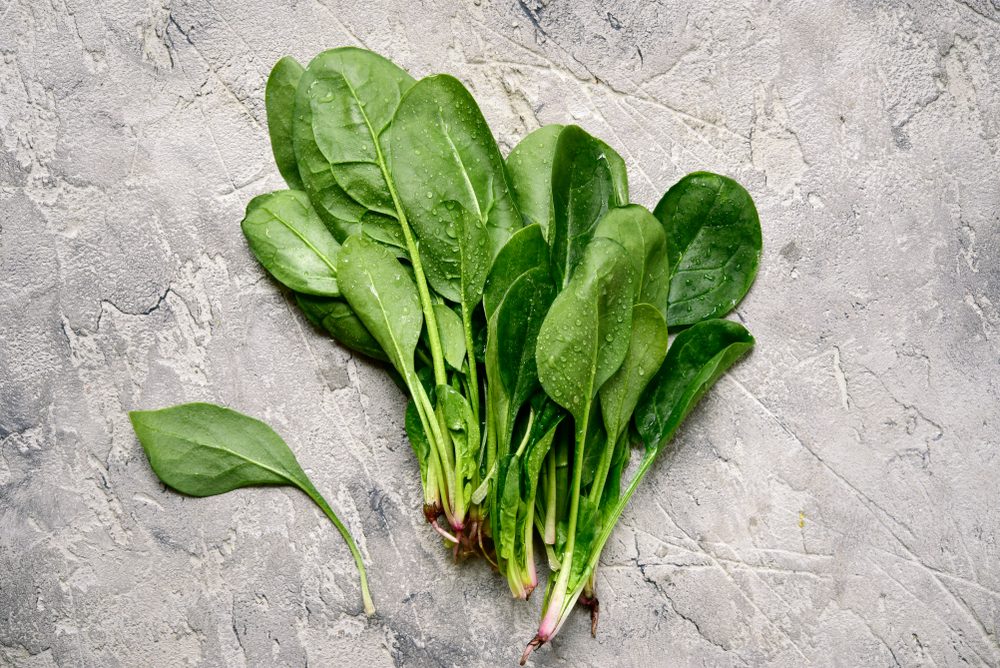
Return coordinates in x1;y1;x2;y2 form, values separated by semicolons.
129;47;763;659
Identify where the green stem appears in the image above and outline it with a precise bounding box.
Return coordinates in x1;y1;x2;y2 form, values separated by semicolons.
587;429;623;509
300;482;375;615
544;448;557;544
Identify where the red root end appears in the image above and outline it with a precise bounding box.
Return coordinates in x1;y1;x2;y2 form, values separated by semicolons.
519;635;544;665
579;595;600;638
423;503;440;523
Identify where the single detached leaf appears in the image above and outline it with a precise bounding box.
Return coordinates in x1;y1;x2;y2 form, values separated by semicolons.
536;237;635;424
506;124;564;235
129;402;315;496
384;73;521;302
241;190;341;296
129;402;375;614
296;293;388;362
654;172;761;326
594;205;670;315
550;125;629;288
599;303;668;443
635;318;755;454
266;56;305;190
483;223;549;320
336;234;422;379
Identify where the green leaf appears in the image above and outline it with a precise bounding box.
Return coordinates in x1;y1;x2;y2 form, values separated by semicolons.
549;125;629;288
241;190;341;296
405;399;432;493
308;47;415;219
495;267;556;411
654;172;761;326
336;234;422;380
265;56;305;190
295;293;388;362
128;402;374;614
482;224;549;320
383;73;521;302
292;50;408;250
594;205;670;315
506;124;564;235
432;303;467;371
635;318;755;454
536;237;635;424
599;303;668;444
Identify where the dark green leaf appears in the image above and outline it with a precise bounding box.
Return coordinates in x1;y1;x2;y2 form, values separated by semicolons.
295;293;388;362
635;319;755;454
549;125;628;288
241;190;341;296
536;237;635;424
482;223;549;320
265;56;305;190
654;172;761;326
599;303;668;443
292;51;407;250
506;124;564;235
336;234;422;380
384;74;521;303
432;303;467;371
496;267;557;412
594;205;670;315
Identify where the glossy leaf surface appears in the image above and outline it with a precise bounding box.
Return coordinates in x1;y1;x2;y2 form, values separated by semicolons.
241;190;341;296
653;172;761;326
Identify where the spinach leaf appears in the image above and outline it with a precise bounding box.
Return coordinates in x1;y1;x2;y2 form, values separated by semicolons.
295;293;387;362
536;237;635;426
129;402;374;614
549;125;629;288
482;223;549;320
593;205;670;315
599;303;668;447
335;234;421;380
506;124;564;235
265;56;305;190
291;50;407;250
241;190;341;296
307;47;414;220
432;303;467;371
383;74;519;301
635;318;755;453
654;171;761;326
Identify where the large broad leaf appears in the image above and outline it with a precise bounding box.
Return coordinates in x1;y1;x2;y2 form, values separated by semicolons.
653;172;761;326
536;237;635;425
383;74;521;304
506;124;564;234
265;56;305;190
128;402;374;614
307;47;414;218
599;303;668;444
635;318;755;453
508;125;628;243
549;126;629;288
482;224;549;320
336;234;422;380
593;205;670;315
292;50;407;250
295;293;387;362
241;190;341;296
495;267;556;412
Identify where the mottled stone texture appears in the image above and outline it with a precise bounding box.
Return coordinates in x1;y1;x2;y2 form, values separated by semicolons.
1;0;999;666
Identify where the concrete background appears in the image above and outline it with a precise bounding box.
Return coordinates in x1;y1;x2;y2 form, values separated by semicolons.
2;0;999;666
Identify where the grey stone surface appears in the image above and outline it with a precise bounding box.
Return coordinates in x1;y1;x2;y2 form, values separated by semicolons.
1;0;999;665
